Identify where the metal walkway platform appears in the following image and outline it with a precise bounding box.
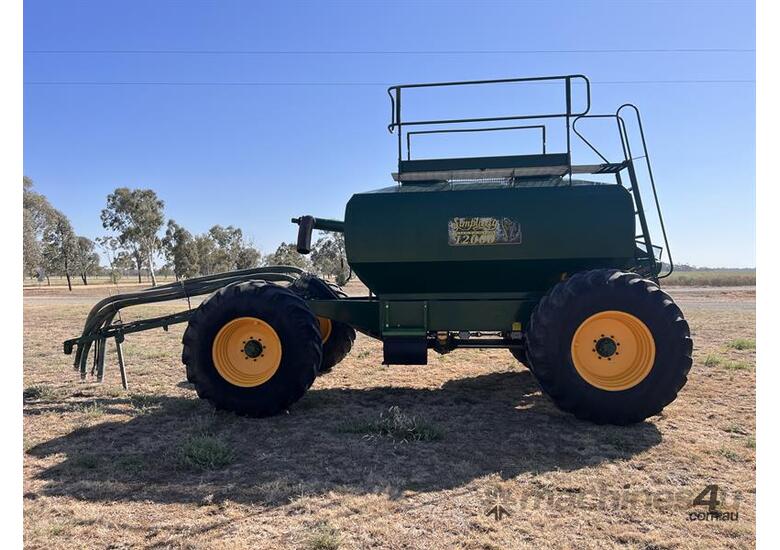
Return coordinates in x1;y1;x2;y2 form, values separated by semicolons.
392;162;626;182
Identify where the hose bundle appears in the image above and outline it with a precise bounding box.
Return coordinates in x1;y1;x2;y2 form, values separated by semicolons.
65;266;306;377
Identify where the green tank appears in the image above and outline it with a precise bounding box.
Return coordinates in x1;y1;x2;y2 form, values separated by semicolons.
344;179;635;296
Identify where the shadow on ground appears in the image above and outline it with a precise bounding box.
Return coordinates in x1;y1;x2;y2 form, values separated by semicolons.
26;371;661;506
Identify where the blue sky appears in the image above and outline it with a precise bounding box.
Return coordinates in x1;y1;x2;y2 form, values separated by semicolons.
24;0;755;267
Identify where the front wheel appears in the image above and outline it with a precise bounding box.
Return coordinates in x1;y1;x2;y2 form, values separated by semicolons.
526;269;692;425
182;281;322;417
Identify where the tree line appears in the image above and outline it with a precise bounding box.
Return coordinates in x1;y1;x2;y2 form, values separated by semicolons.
23;177;349;290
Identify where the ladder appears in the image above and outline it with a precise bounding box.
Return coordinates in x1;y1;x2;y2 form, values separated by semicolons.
573;104;672;280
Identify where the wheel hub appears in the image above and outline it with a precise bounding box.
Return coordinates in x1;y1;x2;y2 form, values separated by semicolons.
243;338;264;358
211;317;282;387
594;336;618;358
570;310;656;391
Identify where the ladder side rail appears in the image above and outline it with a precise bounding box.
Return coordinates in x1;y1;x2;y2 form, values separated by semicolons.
615;169;653;262
617;115;659;277
617;104;674;279
565;76;573;185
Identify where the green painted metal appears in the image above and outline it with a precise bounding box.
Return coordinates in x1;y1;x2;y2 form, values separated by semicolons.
307;295;541;337
303;178;636;338
344;181;635;297
304;178;638;339
308;298;381;337
310;217;345;233
399;153;569;175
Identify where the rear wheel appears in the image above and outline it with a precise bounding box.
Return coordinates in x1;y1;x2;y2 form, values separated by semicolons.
290;274;356;374
182;281;321;417
316;316;356;373
526;269;692;425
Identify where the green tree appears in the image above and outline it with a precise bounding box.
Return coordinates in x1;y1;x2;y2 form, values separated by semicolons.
73;236;101;285
22;176;54;278
264;242;311;270
189;225;261;275
194;234;218;275
310;232;349;284
101;188;165;286
23;214;42;279
157;263;174;277
163;220;200;280
236;245;261;269
208;225;244;272
41;210;77;291
113;252;136;282
206;225;261;272
95;236;124;284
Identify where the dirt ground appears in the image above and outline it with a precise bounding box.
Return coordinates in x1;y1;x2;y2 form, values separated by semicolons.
22;283;756;549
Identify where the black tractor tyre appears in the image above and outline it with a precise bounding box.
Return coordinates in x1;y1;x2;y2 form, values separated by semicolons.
318;321;356;374
290;274;356;374
526;269;692;425
182;281;322;417
509;342;531;371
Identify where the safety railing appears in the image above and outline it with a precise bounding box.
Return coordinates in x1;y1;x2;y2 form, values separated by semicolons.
571;105;673;279
405;124;547;160
387;74;591;171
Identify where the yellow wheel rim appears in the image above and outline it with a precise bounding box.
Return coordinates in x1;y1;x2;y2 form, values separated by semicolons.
570;310;655;391
211;317;282;387
318;317;332;343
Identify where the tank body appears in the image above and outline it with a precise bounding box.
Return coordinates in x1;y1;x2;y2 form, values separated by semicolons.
344;181;636;296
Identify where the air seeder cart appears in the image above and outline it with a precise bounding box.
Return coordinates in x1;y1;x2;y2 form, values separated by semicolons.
64;75;692;425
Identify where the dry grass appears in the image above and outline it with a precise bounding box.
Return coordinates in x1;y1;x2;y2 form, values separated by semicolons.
665;269;755;287
338;405;444;442
176;434;235;471
23;274;178;288
303;523;342;550
23;286;755;549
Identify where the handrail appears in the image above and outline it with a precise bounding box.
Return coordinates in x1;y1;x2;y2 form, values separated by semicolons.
387;75;591;175
405;124;547;160
572;108;672;279
387;74;590;131
572;114;615;164
617;104;673;279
